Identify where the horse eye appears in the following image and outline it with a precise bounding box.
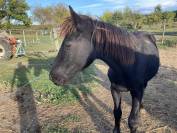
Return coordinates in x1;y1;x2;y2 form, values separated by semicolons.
65;44;71;47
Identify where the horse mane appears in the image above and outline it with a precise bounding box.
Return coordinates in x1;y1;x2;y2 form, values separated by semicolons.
60;16;137;65
92;20;136;64
59;17;76;37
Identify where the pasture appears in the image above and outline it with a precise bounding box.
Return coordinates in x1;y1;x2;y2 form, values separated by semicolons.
0;27;177;133
142;22;177;47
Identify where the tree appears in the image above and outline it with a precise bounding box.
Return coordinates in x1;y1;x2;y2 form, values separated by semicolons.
162;11;176;23
100;7;144;30
52;4;69;25
0;0;31;26
121;7;134;28
132;12;143;29
174;10;177;20
112;10;123;26
33;4;69;25
33;6;53;25
99;4;176;30
154;5;162;13
0;0;7;21
153;5;162;24
100;10;113;24
161;11;175;44
143;14;155;26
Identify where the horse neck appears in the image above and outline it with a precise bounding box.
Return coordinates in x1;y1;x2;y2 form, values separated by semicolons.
94;49;119;71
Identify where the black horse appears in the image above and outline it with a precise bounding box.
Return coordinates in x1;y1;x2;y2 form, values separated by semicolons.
50;6;160;133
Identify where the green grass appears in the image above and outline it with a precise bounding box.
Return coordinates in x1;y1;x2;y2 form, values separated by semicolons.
0;51;99;105
42;114;81;133
43;125;70;133
63;114;81;123
0;33;99;105
42;125;85;133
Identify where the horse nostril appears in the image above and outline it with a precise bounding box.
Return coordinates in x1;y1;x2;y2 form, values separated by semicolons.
50;69;68;85
49;70;57;81
50;71;61;81
49;74;53;81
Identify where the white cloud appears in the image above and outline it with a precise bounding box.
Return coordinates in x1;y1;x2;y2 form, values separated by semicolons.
103;0;177;10
101;0;128;10
103;0;118;2
103;0;127;4
77;0;177;15
113;5;125;10
78;3;103;9
134;0;177;9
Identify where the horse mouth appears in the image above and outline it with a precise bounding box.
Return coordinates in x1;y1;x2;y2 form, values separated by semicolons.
53;78;69;86
50;75;70;86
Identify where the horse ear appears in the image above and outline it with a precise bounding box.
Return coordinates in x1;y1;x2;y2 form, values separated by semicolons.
69;6;81;28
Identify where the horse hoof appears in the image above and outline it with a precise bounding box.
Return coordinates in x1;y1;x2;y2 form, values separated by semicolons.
130;128;138;133
113;127;121;133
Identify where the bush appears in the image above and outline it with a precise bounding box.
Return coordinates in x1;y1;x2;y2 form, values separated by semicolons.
161;39;177;47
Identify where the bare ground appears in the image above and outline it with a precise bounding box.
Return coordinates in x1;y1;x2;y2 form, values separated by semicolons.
0;48;177;133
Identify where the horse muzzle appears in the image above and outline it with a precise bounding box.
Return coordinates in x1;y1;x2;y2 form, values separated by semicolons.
49;71;68;86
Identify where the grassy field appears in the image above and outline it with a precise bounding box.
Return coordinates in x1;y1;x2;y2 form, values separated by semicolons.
141;22;177;47
0;51;99;105
1;24;177;105
0;33;102;107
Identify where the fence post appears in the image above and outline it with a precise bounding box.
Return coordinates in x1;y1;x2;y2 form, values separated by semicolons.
53;28;59;51
23;30;27;46
162;19;166;44
36;31;39;43
50;29;52;40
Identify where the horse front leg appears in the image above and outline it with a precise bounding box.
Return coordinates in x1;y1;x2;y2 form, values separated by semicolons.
128;88;144;133
111;84;122;133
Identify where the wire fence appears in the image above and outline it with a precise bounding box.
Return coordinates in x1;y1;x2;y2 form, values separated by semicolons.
7;29;54;44
1;28;60;53
0;28;61;90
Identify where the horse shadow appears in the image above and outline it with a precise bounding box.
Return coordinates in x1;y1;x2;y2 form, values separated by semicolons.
25;54;114;132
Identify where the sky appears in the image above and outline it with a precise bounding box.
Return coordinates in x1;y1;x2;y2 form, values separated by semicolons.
27;0;177;16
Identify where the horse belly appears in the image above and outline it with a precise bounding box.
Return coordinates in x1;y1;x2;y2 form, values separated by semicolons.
108;68;130;91
111;83;129;92
145;55;159;81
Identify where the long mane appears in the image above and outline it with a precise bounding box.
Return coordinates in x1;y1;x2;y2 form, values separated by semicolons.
60;16;137;65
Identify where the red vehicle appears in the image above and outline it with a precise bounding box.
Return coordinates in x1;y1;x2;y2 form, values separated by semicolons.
0;32;17;59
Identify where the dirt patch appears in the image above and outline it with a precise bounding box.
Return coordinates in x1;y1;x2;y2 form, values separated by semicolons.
0;48;177;133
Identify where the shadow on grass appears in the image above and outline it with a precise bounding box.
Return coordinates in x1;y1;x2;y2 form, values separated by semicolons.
11;53;114;132
70;85;113;132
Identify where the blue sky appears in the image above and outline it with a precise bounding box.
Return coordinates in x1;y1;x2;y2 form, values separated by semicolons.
27;0;177;16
